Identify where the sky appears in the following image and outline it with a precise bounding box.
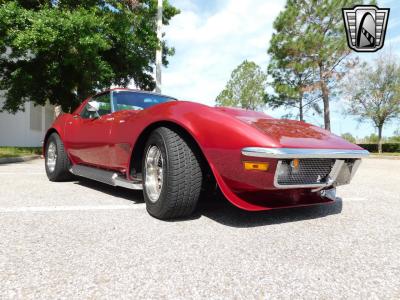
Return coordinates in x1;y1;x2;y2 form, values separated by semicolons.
159;0;400;139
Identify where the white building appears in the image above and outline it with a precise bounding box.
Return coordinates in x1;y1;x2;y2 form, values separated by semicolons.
0;94;55;147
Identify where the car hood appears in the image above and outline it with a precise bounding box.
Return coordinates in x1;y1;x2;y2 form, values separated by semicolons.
213;106;361;150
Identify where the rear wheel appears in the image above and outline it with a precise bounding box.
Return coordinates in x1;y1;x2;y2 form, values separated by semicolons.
142;127;203;219
45;133;73;181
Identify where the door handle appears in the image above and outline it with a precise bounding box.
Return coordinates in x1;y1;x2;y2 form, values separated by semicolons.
106;117;114;121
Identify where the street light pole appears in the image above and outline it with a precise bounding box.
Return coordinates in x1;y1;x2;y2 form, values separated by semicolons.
155;0;163;93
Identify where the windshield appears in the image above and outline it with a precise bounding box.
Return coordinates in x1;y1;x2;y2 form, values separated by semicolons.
112;91;175;111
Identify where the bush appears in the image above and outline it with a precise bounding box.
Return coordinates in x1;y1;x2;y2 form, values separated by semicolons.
341;133;356;143
357;143;400;153
382;143;400;152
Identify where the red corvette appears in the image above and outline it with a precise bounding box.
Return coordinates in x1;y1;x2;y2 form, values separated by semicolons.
44;88;368;219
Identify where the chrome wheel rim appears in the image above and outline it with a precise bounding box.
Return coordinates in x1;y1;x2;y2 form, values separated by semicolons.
46;142;57;173
145;145;164;203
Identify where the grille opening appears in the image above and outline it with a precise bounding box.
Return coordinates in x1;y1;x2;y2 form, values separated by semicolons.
276;158;336;186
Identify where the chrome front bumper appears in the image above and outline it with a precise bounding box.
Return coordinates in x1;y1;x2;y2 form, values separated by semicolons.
241;147;369;159
242;147;369;189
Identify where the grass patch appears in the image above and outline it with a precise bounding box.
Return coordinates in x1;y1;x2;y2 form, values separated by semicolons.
369;152;400;156
0;147;42;159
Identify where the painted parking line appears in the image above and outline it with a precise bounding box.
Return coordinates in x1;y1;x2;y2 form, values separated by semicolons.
0;172;44;175
0;164;43;168
342;197;368;201
0;204;145;213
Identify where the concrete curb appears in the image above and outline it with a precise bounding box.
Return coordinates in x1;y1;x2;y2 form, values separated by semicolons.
0;155;42;165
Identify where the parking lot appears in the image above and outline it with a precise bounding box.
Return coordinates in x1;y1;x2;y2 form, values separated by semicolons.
0;158;399;299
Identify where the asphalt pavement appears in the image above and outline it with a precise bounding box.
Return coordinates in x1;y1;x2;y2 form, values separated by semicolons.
0;158;399;299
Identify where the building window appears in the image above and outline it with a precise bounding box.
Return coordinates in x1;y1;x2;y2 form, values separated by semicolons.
29;102;42;131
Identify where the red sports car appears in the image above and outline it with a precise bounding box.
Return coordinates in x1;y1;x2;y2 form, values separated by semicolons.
44;88;368;219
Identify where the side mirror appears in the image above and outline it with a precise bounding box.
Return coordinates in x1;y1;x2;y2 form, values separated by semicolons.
87;101;100;112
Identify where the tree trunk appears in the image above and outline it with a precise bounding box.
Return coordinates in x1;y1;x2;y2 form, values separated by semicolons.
155;0;163;93
319;64;330;131
299;92;304;122
322;86;331;131
54;105;63;118
320;81;330;131
378;125;383;154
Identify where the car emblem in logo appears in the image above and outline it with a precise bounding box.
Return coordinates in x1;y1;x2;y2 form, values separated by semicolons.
342;5;390;52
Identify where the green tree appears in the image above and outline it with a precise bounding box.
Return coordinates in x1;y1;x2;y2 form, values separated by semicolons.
0;0;179;113
267;0;321;122
390;129;400;143
216;60;267;111
267;0;371;130
342;54;400;153
341;132;356;143
362;133;380;144
387;134;400;143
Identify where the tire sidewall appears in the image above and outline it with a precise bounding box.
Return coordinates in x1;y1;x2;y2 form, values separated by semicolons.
142;130;169;216
45;134;57;179
45;133;70;181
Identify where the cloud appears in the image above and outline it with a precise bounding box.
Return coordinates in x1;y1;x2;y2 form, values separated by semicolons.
162;0;285;106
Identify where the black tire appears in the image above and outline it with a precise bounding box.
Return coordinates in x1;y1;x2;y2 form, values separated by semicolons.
45;133;74;182
142;127;203;219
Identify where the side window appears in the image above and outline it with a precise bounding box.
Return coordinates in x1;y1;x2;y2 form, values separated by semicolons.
80;105;94;119
95;93;112;116
80;93;112;119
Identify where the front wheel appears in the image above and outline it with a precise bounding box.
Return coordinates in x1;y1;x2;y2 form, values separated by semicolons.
45;133;74;181
142;127;203;219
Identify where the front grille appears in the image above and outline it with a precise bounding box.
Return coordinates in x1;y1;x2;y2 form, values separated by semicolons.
276;159;335;186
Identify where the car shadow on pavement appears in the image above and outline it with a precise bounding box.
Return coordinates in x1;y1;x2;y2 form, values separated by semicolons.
196;196;343;228
73;178;342;227
74;178;144;203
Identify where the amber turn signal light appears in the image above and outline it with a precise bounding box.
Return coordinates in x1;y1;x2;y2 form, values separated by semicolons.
243;161;269;171
290;158;300;170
